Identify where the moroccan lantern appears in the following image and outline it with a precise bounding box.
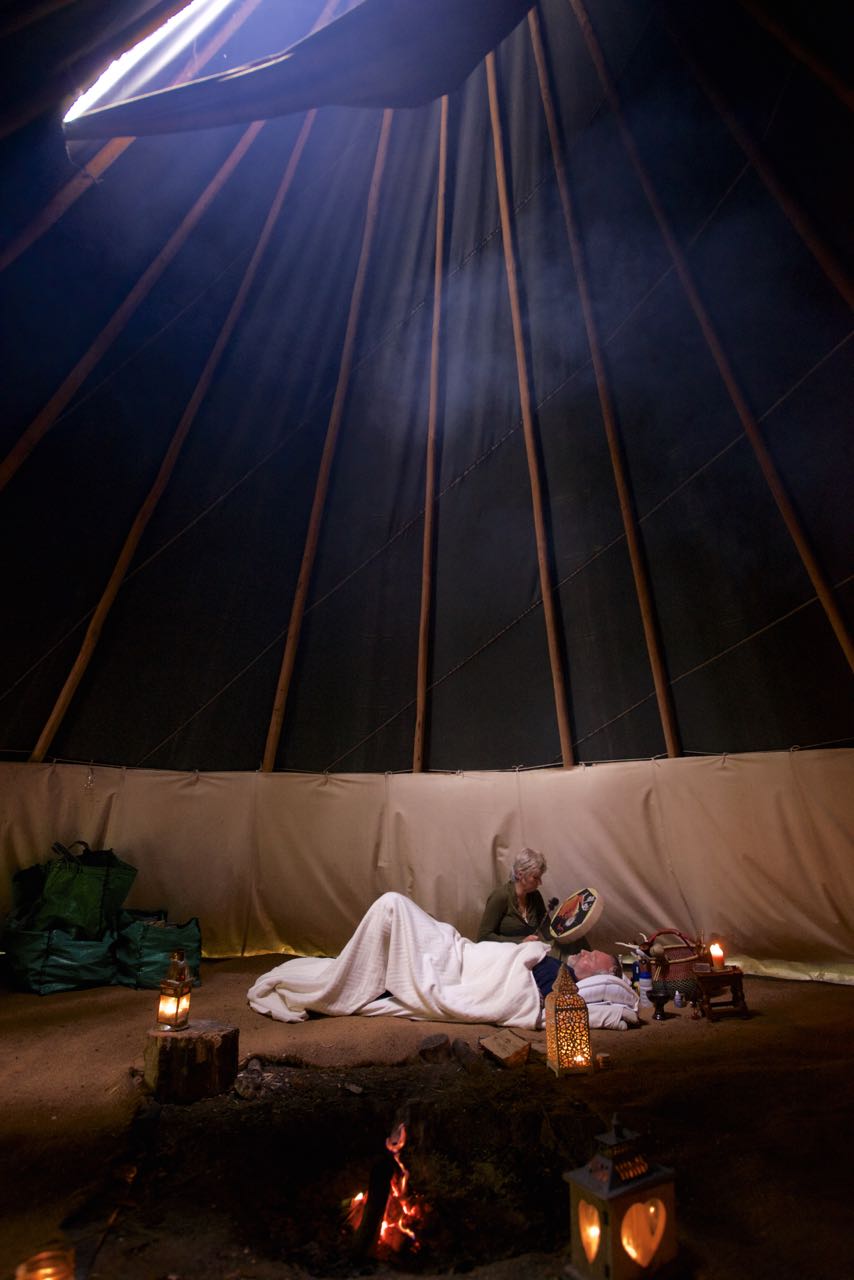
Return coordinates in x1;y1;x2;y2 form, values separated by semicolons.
564;1118;677;1279
156;948;192;1030
15;1245;75;1279
544;962;593;1075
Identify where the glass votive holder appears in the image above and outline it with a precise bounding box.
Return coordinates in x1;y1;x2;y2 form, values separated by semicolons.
15;1246;75;1279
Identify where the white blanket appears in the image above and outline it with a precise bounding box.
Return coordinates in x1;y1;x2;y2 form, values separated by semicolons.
247;892;639;1031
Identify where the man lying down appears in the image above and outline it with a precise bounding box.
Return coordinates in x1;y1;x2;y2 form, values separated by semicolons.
247;892;639;1031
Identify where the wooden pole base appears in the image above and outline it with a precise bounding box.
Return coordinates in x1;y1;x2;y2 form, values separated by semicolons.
143;1019;239;1103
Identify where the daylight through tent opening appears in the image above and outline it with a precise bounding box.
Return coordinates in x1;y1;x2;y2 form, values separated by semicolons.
0;2;849;798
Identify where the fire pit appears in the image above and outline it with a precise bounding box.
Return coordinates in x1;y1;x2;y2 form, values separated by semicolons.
84;1057;601;1277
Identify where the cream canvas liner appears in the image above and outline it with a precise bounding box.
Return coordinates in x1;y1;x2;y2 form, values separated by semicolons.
0;749;851;983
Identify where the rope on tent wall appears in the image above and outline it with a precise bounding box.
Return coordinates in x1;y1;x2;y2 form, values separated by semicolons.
8;301;849;768
261;108;396;773
661;5;854;311
0;121;265;496
568;0;854;677
0;0;266;275
735;0;854;113
528;5;681;760
669;571;854;689
29;110;321;765
485;49;575;768
413;94;448;773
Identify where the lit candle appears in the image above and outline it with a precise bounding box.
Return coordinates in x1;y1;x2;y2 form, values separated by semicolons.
709;942;725;970
156;949;193;1030
15;1247;75;1279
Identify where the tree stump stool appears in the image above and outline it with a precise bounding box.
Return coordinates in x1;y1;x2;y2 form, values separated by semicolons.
143;1019;239;1103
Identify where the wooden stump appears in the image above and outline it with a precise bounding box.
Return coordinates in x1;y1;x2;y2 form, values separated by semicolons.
143;1019;239;1103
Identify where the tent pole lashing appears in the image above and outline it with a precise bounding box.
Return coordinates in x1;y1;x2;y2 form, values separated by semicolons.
568;0;854;676
485;51;575;768
413;95;449;773
527;7;681;759
262;108;395;773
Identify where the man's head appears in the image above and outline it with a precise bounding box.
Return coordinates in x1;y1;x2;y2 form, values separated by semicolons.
572;949;622;981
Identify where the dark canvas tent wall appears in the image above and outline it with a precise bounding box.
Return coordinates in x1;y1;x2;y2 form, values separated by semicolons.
0;1;851;975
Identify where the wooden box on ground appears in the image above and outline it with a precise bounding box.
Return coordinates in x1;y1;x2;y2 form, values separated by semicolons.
479;1029;531;1067
143;1019;239;1103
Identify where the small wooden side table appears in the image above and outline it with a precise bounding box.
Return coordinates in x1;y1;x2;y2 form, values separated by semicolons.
692;967;749;1021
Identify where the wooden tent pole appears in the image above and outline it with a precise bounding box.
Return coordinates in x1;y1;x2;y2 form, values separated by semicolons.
527;9;681;758
30;111;320;764
0;0;293;275
661;7;854;311
0;122;264;496
412;95;449;773
568;0;854;674
262;109;395;772
0;3;82;38
0;137;136;274
485;52;575;767
736;0;854;113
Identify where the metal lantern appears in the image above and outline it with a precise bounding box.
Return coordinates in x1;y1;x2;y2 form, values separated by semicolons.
564;1119;677;1279
156;948;192;1030
15;1246;76;1279
544;962;593;1075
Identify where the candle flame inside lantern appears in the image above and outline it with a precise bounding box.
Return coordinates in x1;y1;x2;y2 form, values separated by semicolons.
578;1200;602;1262
545;965;593;1075
157;950;193;1029
15;1247;75;1279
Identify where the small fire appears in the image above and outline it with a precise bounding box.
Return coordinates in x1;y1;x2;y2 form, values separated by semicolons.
345;1122;426;1254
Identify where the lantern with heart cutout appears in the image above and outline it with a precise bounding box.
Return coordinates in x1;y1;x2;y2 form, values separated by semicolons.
563;1117;677;1279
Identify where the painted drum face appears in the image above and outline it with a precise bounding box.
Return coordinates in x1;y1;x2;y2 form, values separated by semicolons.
549;887;603;942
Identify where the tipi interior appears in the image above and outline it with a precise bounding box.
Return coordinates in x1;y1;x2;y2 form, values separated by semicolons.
0;1;852;1277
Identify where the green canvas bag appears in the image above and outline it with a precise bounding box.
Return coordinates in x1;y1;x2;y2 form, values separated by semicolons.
29;841;137;939
1;921;117;994
115;910;202;989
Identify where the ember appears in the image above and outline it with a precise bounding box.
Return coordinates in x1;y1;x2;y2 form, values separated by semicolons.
346;1122;426;1257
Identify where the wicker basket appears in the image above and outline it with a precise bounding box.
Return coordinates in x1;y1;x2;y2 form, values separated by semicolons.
647;929;701;999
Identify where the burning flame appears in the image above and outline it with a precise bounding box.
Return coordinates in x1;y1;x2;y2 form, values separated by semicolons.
381;1123;420;1250
346;1122;426;1254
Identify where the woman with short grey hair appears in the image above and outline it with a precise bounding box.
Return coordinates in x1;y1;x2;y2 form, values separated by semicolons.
511;848;547;882
478;847;549;943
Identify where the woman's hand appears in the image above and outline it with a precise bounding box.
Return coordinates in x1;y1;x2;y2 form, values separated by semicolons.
524;933;540;942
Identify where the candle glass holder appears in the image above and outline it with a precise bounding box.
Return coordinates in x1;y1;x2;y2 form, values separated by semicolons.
15;1245;75;1279
649;983;670;1021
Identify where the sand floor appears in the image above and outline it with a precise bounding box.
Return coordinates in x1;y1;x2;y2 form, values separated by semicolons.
1;959;852;1279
